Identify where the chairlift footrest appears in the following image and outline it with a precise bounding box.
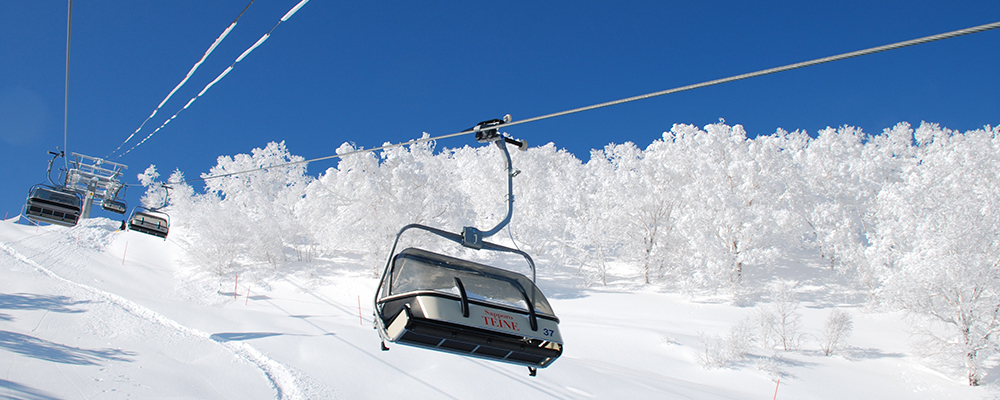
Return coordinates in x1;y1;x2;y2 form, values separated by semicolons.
386;307;561;368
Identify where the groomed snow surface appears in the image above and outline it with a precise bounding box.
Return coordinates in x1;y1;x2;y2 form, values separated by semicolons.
0;217;993;399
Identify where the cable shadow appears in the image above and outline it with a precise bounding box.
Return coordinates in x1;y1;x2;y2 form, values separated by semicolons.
210;332;289;342
0;293;89;313
0;378;61;400
338;337;460;400
0;330;136;366
462;357;571;400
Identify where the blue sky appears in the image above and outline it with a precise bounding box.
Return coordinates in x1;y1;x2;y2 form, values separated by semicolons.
2;1;998;221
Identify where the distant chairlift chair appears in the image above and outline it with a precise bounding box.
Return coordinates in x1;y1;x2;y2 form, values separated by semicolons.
127;207;170;239
23;151;82;227
126;184;171;239
101;183;127;215
373;117;562;376
102;199;127;214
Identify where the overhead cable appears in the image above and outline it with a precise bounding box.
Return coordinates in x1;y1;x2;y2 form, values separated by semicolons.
118;0;310;158
63;0;73;168
106;0;256;159
500;20;1000;131
166;19;1000;186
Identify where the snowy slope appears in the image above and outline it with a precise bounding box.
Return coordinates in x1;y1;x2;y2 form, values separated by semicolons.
0;217;994;399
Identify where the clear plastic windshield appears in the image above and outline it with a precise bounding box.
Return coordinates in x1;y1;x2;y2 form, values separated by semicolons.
32;188;80;207
388;249;555;316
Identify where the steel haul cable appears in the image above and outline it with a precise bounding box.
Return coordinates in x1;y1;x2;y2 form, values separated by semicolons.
106;0;257;159
117;0;311;158
63;0;73;168
160;20;1000;186
504;20;1000;130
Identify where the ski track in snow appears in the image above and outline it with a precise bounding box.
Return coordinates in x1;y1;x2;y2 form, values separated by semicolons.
0;239;305;400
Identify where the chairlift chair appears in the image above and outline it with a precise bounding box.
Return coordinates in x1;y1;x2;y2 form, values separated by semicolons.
23;151;82;227
126;184;171;239
23;185;83;227
127;207;169;239
102;199;127;214
373;117;561;376
101;183;127;214
375;232;563;373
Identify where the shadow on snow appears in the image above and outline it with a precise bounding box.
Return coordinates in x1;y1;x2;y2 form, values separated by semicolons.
0;378;61;400
210;332;287;342
0;293;90;323
0;330;135;366
0;293;90;314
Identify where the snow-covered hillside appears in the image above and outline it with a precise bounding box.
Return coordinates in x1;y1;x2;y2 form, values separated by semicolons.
1;216;995;399
5;121;1000;398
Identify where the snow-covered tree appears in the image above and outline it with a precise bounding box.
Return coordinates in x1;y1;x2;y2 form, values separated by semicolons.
794;126;873;273
664;123;784;295
821;309;853;356
765;280;803;351
573;148;627;285
874;123;1000;386
507;142;587;264
212;141;311;267
589;141;682;284
171;141;313;274
300;138;476;275
136;165;168;210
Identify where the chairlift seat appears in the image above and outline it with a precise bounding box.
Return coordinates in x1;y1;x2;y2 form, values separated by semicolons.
128;210;169;239
102;199;127;214
376;248;562;369
24;186;81;227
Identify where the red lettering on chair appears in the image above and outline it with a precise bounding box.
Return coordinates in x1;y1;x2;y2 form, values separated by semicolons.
481;310;520;332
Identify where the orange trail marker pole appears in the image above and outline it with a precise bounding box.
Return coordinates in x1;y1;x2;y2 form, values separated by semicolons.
234;274;239;301
122;241;128;265
245;285;251;305
358;295;363;326
773;378;780;400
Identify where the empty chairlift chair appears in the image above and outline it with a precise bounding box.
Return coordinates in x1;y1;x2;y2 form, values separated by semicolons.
101;183;127;215
24;185;82;227
127;208;169;239
376;246;563;371
102;199;127;214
